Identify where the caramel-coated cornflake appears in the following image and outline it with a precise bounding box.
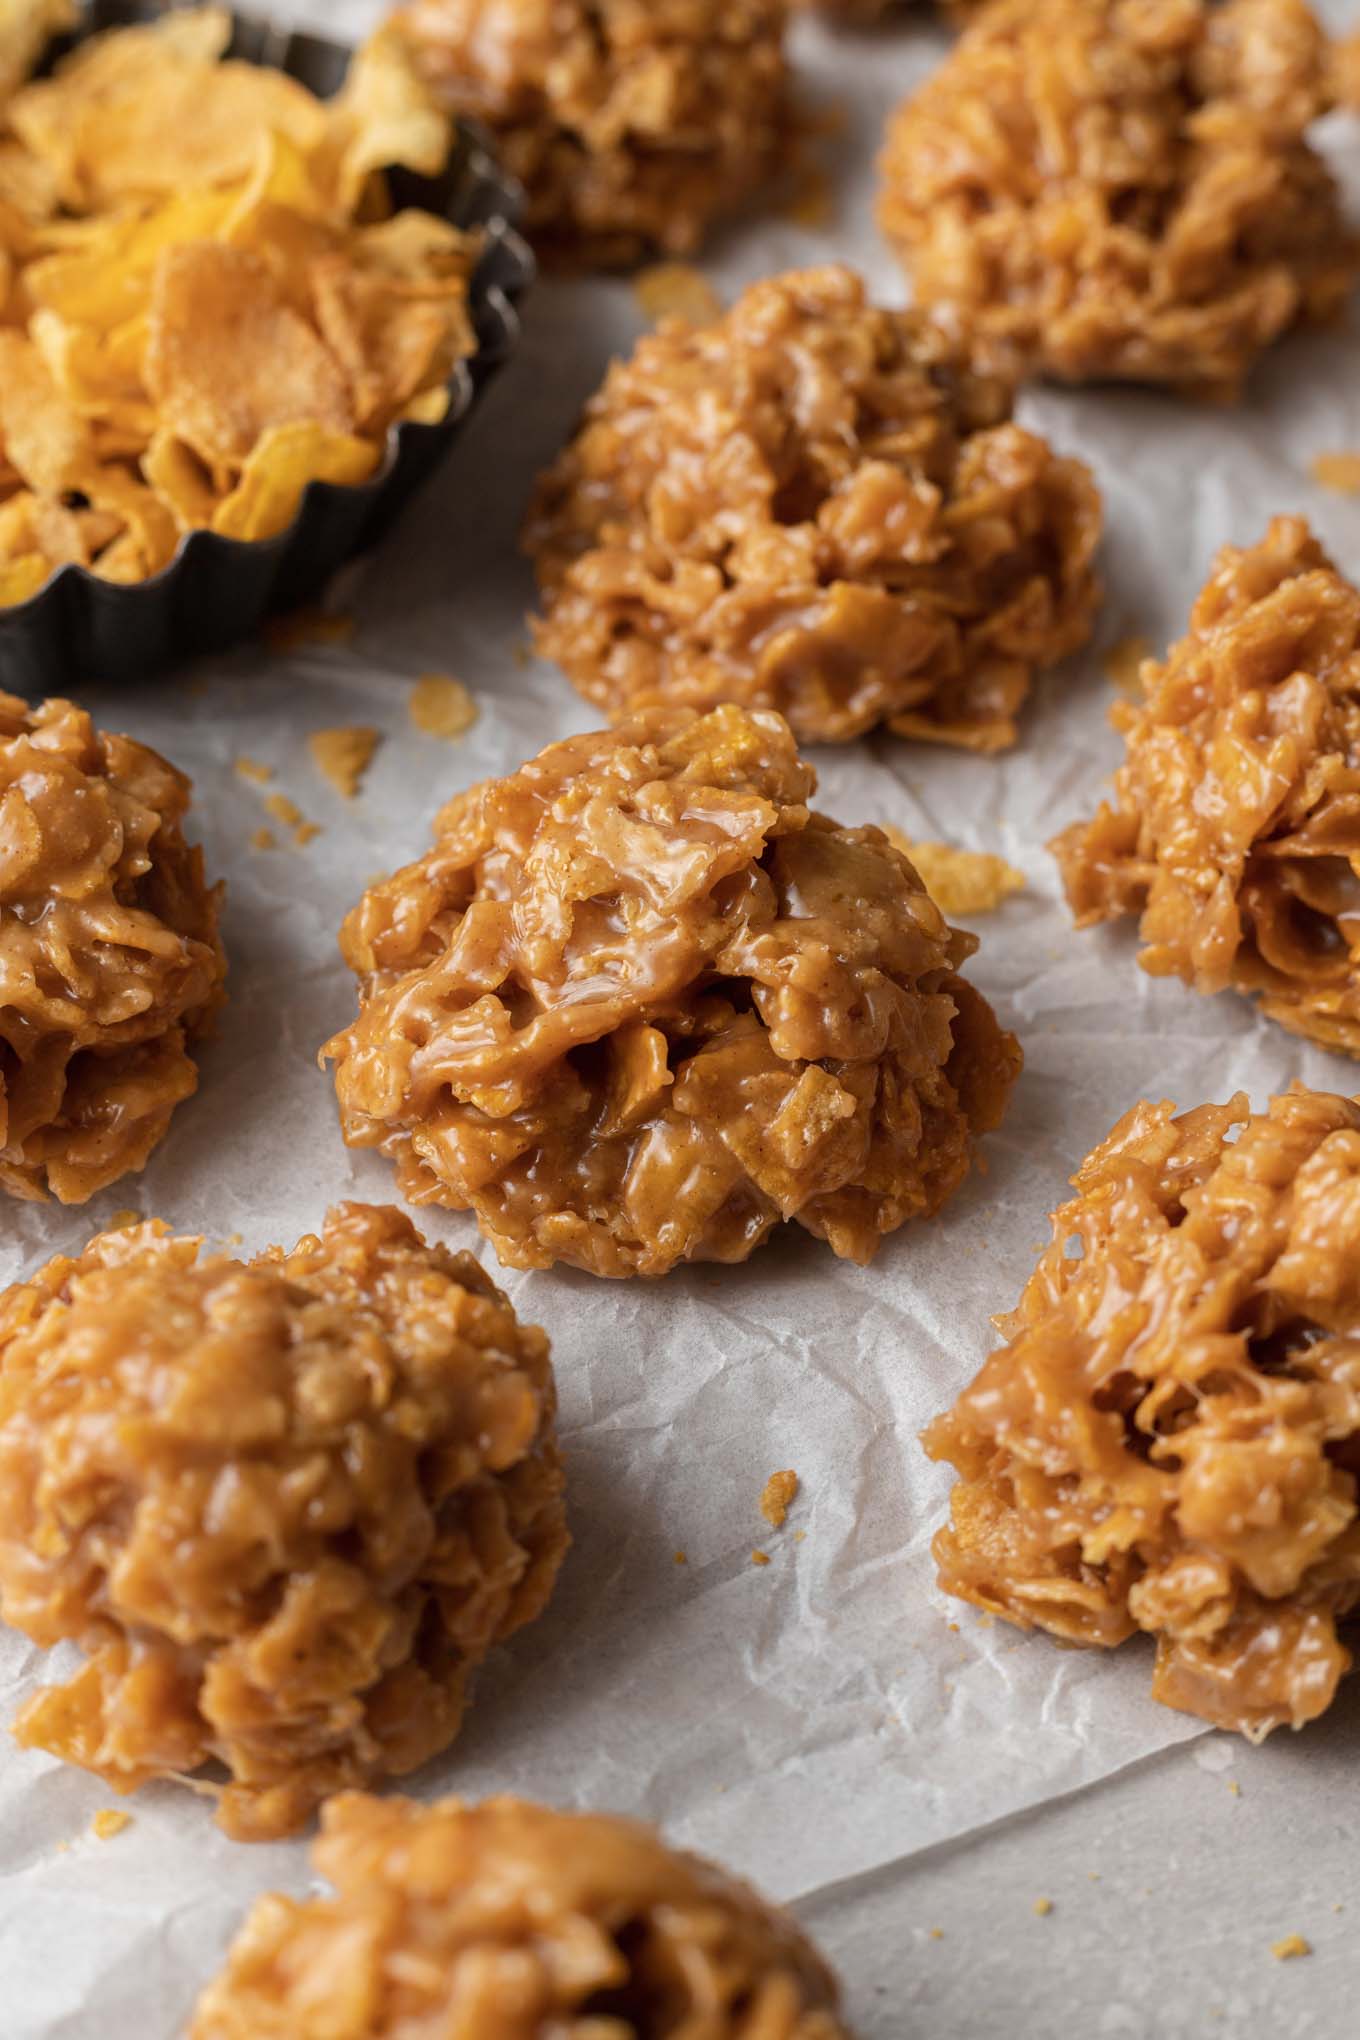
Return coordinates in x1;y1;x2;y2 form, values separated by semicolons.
389;0;790;268
526;266;1101;749
1054;517;1360;1055
190;1793;852;2038
0;692;224;1202
323;704;1021;1279
925;1086;1360;1737
1;1203;567;1839
879;0;1357;400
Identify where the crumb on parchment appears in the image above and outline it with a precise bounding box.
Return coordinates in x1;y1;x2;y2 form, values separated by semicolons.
1104;634;1150;694
674;1550;688;1566
264;792;322;850
410;674;479;740
309;726;382;801
92;1810;131;1841
1033;1898;1053;1918
234;756;273;785
1272;1935;1312;1961
1311;454;1360;495
882;827;1026;916
751;1550;772;1567
634;262;722;326
760;1469;799;1529
251;827;278;853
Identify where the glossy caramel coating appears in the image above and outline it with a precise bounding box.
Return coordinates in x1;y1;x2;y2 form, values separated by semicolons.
389;0;789;267
1054;517;1360;1055
0;1203;566;1839
526;267;1102;750
191;1791;851;2038
878;0;1356;400
925;1086;1360;1737
0;692;225;1202
323;704;1021;1279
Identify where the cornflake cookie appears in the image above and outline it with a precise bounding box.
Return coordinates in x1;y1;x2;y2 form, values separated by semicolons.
323;704;1022;1279
878;0;1357;401
526;266;1101;749
0;11;477;601
1;1204;567;1840
190;1792;852;2038
389;0;789;268
0;693;224;1202
1054;517;1360;1056
925;1086;1360;1737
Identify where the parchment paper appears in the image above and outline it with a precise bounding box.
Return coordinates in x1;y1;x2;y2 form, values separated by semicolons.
3;2;1360;2031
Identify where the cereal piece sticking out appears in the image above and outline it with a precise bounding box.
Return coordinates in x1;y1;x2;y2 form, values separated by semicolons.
527;265;1101;749
263;608;357;655
234;756;273;785
926;1085;1360;1738
309;725;381;801
1272;1936;1312;1961
190;1794;851;2036
634;261;723;326
91;1810;131;1842
1311;453;1360;496
409;673;478;739
760;1469;799;1529
879;0;1356;400
1103;635;1150;695
891;839;1026;918
324;704;1022;1278
2;1204;568;1841
1055;518;1360;1054
106;1209;142;1232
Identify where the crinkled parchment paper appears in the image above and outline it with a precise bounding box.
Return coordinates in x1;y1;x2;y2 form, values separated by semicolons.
3;2;1360;2031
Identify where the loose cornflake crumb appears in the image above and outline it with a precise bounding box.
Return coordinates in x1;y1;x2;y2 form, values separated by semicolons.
929;1928;944;1941
92;1810;131;1841
1272;1935;1312;1961
251;827;278;853
634;262;722;326
409;674;479;740
309;726;381;801
263;608;356;655
1033;1898;1054;1918
1228;1780;1241;1796
884;829;1026;916
674;1550;688;1566
1311;454;1360;495
760;1469;799;1528
263;793;321;850
234;756;273;785
1103;634;1151;694
751;1550;772;1567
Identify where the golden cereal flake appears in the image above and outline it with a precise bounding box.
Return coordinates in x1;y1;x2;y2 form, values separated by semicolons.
1103;634;1150;695
92;1809;132;1841
409;673;478;740
886;833;1026;916
1311;453;1360;496
234;756;273;785
751;1549;772;1567
309;725;382;801
1033;1898;1053;1918
634;262;723;326
250;827;278;853
760;1469;799;1529
1272;1936;1312;1961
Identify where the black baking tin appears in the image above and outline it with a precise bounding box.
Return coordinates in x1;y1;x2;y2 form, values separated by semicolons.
0;1;534;695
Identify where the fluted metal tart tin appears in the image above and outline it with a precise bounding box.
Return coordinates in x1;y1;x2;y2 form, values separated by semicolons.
0;1;534;696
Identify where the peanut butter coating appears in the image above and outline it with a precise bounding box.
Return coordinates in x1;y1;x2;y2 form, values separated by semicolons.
1054;517;1360;1055
389;0;789;268
0;692;225;1203
323;704;1021;1279
526;266;1101;750
925;1086;1360;1738
190;1792;852;2038
0;1203;567;1840
878;0;1357;401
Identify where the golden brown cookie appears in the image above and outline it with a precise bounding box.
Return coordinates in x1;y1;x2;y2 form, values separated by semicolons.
0;1203;567;1839
0;693;225;1203
190;1791;852;2037
526;266;1101;749
925;1085;1360;1737
323;704;1022;1278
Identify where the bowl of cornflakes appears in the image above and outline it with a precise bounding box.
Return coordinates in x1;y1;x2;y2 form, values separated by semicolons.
0;0;533;690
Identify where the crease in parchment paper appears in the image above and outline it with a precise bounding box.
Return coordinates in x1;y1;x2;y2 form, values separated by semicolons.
1;2;1359;2030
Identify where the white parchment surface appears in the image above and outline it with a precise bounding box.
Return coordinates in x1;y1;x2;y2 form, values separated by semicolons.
3;3;1360;2032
